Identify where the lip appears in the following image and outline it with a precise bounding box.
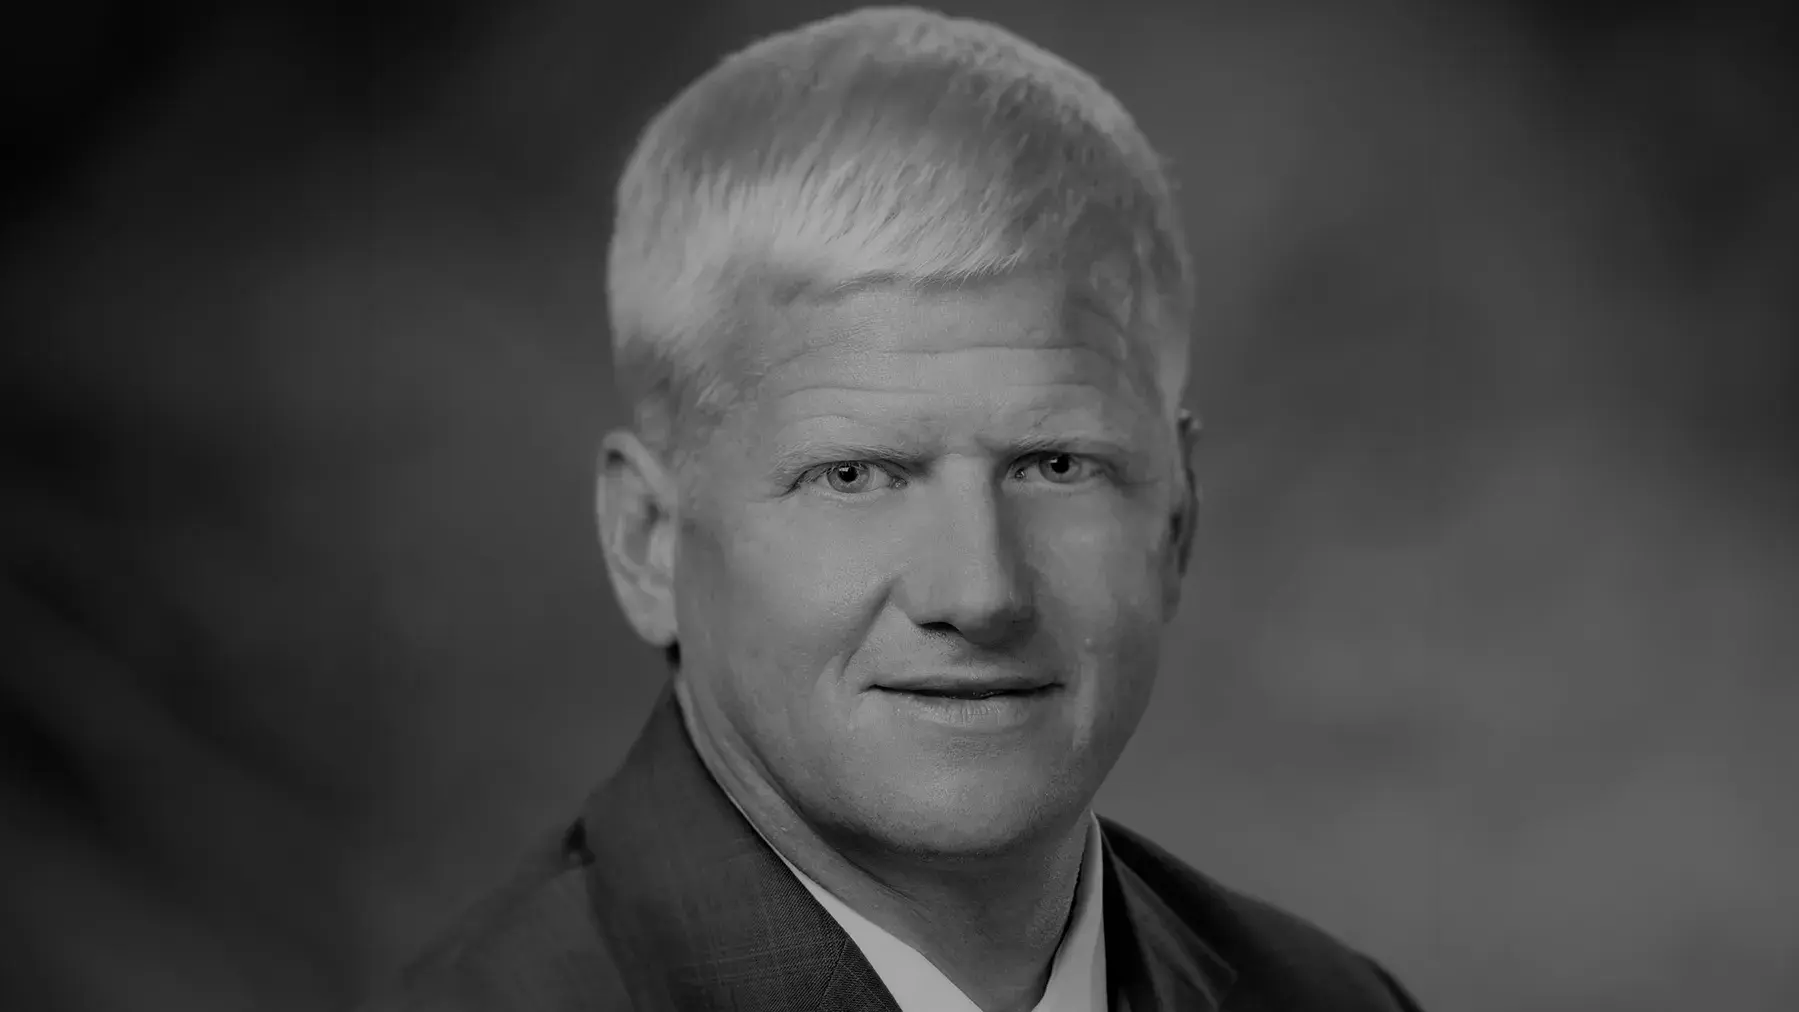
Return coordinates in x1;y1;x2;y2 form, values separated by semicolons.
875;684;1061;731
874;674;1056;696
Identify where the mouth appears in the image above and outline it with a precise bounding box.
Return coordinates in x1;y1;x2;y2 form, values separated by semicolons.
874;684;1058;701
873;681;1061;730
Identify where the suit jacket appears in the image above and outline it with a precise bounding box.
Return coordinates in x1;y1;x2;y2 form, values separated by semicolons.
373;689;1425;1011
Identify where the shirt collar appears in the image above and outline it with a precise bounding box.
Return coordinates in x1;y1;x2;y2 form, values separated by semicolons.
770;815;1107;1012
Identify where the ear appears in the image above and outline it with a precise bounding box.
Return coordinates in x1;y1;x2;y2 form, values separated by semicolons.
1162;409;1202;618
596;429;680;648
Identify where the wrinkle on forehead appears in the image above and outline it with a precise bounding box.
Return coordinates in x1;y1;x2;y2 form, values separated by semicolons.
697;274;1171;471
766;274;1127;369
769;346;1125;397
771;359;1160;473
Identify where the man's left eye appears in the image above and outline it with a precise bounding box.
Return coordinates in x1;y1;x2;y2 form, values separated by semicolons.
1019;452;1096;484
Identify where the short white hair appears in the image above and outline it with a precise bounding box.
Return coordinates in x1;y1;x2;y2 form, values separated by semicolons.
606;5;1194;453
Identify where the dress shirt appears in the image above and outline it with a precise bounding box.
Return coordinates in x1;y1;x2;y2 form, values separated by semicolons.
766;814;1106;1012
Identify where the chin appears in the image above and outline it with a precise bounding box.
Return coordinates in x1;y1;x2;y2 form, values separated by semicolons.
859;765;1084;858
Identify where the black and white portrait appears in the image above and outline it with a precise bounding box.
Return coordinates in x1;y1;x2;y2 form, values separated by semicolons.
4;3;1794;1011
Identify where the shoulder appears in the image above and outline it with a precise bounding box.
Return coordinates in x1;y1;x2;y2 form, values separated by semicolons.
1100;818;1425;1011
361;820;632;1012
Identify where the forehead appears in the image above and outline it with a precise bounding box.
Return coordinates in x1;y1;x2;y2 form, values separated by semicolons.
741;275;1156;432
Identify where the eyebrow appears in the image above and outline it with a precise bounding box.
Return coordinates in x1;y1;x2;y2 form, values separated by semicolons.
1006;431;1137;460
806;270;992;305
767;439;926;478
816;271;910;303
765;430;1145;479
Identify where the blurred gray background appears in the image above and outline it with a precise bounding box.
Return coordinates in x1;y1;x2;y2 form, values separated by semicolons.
4;1;1795;1010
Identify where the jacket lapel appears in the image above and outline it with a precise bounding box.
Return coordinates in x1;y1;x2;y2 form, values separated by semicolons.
1101;823;1237;1012
578;688;900;1012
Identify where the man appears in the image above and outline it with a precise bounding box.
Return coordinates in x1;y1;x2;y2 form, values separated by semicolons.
381;7;1425;1011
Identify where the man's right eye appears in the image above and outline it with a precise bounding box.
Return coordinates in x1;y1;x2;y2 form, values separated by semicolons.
810;461;900;495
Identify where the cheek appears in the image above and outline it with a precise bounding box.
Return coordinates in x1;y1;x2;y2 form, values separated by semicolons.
678;507;894;674
1025;508;1169;717
1025;504;1169;625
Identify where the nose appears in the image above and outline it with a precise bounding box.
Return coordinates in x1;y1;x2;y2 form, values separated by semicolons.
893;470;1034;648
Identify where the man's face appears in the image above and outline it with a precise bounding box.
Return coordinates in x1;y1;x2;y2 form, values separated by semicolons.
672;274;1187;855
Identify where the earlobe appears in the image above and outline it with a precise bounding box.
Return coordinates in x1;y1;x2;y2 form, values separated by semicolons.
596;430;680;647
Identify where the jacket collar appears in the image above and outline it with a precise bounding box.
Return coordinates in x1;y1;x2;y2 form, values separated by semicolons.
579;686;1235;1011
1100;827;1237;1011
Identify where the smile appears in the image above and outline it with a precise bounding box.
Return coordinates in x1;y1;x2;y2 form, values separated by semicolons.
892;686;1054;700
874;684;1061;731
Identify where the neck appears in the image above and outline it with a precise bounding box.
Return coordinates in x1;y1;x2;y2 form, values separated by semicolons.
674;678;1090;1012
